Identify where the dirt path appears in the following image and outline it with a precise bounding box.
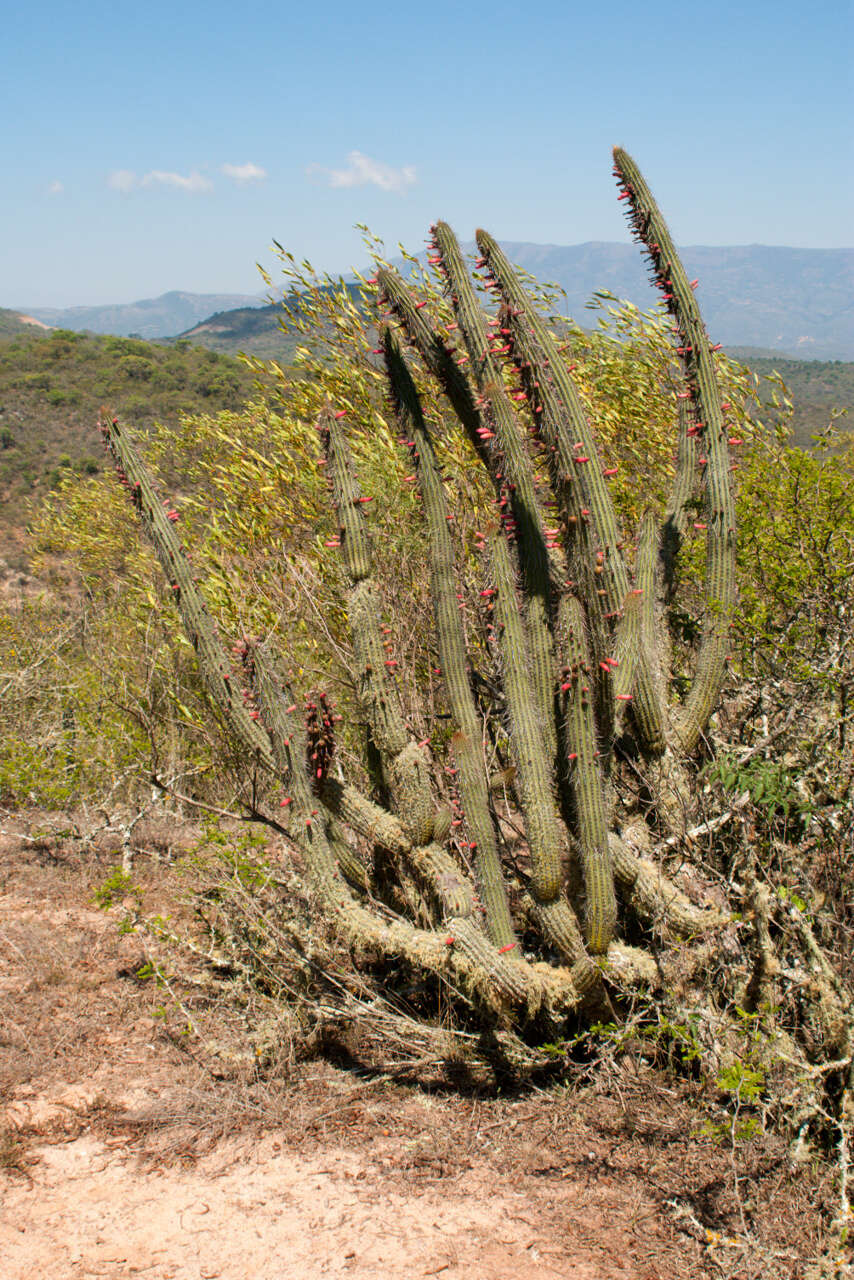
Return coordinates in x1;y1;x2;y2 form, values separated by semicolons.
4;1129;638;1280
0;817;833;1279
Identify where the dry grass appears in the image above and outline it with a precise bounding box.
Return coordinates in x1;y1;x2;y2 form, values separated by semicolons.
0;808;847;1279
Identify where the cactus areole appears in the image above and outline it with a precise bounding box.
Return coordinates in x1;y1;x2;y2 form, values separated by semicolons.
100;150;850;1105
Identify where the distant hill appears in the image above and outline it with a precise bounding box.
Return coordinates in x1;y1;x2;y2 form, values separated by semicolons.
177;305;298;360
453;242;854;361
19;291;267;341
14;242;853;357
0;308;52;338
176;281;365;360
0;328;266;568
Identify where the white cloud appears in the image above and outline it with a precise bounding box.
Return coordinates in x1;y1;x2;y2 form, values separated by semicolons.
46;179;64;197
108;169;138;193
221;161;267;184
107;168;213;194
141;169;213;193
309;150;416;194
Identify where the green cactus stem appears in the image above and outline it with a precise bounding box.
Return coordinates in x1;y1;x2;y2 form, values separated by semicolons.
431;221;558;760
488;533;562;902
320;405;434;847
635;512;668;715
612;587;641;719
475;231;666;755
99;414;275;766
382;329;516;948
555;594;616;953
661;398;699;597
376;268;493;471
612;147;735;753
320;405;483;925
489;532;592;965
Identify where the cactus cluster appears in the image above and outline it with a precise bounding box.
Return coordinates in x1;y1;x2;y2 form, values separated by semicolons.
101;149;744;1039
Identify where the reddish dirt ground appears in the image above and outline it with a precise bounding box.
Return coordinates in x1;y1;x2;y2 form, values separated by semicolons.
0;814;841;1279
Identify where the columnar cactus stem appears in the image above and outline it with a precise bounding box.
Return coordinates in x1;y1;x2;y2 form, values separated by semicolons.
376;268;493;470
382;329;517;948
555;594;616;952
612;587;641;715
320;406;434;846
489;533;591;965
320;406;483;924
635;512;667;718
488;533;562;902
432;222;558;758
662;398;699;596
99;414;275;766
248;641;551;1012
612;147;736;752
475;231;666;754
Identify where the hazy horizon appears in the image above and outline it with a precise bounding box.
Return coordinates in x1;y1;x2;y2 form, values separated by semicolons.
12;240;854;315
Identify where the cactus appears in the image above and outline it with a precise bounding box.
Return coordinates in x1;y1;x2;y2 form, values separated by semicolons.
101;149;757;1057
612;147;736;751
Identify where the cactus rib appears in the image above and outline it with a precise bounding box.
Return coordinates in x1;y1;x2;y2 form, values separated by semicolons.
475;231;666;754
320;405;434;845
612;146;735;752
99;414;275;766
432;222;558;757
555;594;616;952
382;328;516;947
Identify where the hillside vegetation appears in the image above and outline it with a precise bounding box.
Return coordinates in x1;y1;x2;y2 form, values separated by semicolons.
177;303;302;360
1;298;849;578
0;329;263;566
176;280;365;360
178;292;854;446
732;352;853;445
0;308;50;338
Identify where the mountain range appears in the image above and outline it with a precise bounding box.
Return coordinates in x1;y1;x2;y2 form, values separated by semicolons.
12;242;854;359
20;290;265;341
476;243;853;360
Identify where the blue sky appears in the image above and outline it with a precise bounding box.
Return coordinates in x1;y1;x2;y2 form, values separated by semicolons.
2;0;851;307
